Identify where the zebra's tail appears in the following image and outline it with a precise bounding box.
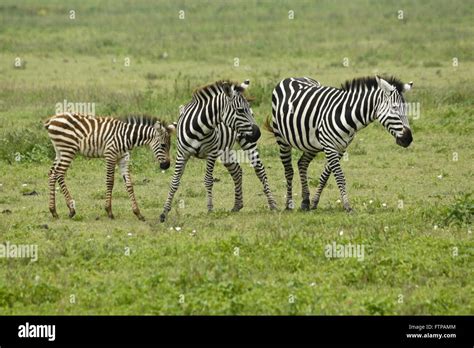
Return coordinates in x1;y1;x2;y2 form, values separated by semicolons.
263;115;274;135
44;115;55;130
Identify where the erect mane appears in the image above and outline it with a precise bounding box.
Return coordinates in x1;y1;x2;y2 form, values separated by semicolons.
192;80;251;100
121;114;167;128
340;76;405;93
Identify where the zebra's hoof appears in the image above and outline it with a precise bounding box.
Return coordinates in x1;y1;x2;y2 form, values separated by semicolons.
137;215;145;221
231;205;243;212
301;200;310;211
50;209;59;218
159;213;166;223
108;213;115;219
68;210;76;218
269;204;278;211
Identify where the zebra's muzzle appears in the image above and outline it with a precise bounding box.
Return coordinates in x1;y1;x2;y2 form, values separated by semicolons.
242;124;261;143
396;127;413;148
160;161;171;170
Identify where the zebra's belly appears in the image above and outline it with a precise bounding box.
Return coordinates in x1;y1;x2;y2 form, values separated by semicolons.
78;138;106;158
276;121;324;153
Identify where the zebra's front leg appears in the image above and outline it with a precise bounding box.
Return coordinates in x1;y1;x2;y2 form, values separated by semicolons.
224;162;243;212
204;155;218;212
104;156;117;219
160;153;188;222
297;151;316;211
241;140;277;210
311;163;332;210
119;153;145;221
279;144;294;210
324;150;352;212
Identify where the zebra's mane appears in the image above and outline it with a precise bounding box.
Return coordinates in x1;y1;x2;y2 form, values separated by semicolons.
340;76;405;94
121;115;167;128
192;80;247;98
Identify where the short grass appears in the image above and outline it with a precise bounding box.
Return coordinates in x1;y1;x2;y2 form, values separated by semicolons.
0;0;472;315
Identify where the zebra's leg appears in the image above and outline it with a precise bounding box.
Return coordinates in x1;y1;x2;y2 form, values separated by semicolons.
324;150;352;212
223;162;243;212
311;163;332;210
160;152;188;222
48;159;59;218
118;153;145;221
204;155;218;212
240;140;277;210
104;155;117;219
297;151;316;211
55;150;76;218
279;143;294;210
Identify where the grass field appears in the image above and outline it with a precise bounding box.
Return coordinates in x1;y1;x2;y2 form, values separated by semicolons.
0;0;473;315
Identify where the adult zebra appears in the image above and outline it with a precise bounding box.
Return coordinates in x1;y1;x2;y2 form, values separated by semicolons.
159;79;276;222
266;75;413;212
45;112;176;220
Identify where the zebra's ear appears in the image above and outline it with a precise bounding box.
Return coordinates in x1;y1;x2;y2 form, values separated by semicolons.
166;122;177;133
403;81;413;93
375;75;395;94
222;82;235;98
240;79;250;90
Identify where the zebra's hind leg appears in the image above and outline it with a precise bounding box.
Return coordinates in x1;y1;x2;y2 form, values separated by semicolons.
160;152;188;222
297;151;316;211
119;153;145;221
55;150;76;218
224;162;243;212
311;163;331;210
204;155;218;212
104;155;117;219
278;143;294;210
48;161;59;218
324;150;352;212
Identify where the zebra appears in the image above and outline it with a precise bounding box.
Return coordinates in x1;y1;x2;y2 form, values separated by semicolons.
266;75;413;212
159;79;276;222
45;112;176;220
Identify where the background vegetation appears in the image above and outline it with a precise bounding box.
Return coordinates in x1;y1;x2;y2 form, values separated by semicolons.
0;0;472;314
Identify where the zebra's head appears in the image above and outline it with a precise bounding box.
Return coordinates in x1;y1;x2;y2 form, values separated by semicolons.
221;80;261;142
375;76;413;148
151;121;177;170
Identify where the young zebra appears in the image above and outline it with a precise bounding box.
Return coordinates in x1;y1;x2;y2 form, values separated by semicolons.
159;79;275;222
45;112;176;220
266;75;413;211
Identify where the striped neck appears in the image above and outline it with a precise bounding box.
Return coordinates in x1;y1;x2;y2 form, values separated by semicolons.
124;122;156;148
343;87;381;131
191;89;227;131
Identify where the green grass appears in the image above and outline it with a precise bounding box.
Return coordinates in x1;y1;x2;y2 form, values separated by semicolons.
0;0;473;315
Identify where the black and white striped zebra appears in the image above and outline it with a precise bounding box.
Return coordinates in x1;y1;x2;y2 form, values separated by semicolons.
160;79;276;222
266;76;413;211
45;112;176;220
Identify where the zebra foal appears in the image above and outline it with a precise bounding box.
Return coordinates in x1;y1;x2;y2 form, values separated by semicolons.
266;75;413;212
45;112;176;220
